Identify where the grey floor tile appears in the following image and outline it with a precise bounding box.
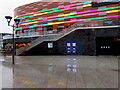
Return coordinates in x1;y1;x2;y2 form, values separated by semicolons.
1;55;119;88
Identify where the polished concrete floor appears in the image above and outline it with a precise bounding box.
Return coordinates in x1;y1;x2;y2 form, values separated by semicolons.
0;55;119;88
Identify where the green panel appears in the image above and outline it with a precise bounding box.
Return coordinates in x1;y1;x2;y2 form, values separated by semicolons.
84;16;107;21
38;9;48;13
98;6;120;11
63;16;71;19
62;15;84;19
15;27;22;30
48;7;58;11
70;15;84;18
48;9;64;13
38;7;58;13
20;15;34;19
30;18;43;22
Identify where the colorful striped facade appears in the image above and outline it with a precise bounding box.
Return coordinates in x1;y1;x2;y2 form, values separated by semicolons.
14;0;120;37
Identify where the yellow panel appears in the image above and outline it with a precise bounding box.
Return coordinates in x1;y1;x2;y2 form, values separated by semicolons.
65;13;77;16
106;10;119;13
29;12;34;14
41;12;48;14
22;21;38;25
83;4;92;7
58;14;65;17
34;12;48;16
14;16;18;19
58;13;76;17
54;22;64;24
34;13;41;16
48;23;54;25
48;22;64;25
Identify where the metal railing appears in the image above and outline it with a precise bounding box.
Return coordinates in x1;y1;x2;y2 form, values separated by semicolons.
3;35;13;39
16;34;63;55
16;21;89;55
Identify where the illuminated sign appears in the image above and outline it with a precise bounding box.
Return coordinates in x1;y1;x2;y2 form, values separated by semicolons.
113;37;120;41
66;58;77;72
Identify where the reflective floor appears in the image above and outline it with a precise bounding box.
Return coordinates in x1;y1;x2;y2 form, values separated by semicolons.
0;55;119;88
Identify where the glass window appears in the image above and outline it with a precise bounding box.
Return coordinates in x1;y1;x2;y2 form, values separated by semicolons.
64;6;70;9
38;3;42;5
16;30;20;37
58;2;64;4
70;1;77;3
53;0;58;1
33;8;38;10
48;42;53;48
35;28;39;35
18;10;21;11
71;11;77;13
43;5;47;7
21;11;25;13
47;30;53;34
25;6;29;9
43;8;47;10
23;29;30;36
29;6;33;8
37;27;42;30
29;28;35;36
48;2;52;4
58;5;64;8
58;13;64;15
59;26;64;28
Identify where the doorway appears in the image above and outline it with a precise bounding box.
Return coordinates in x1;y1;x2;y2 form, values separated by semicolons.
96;37;120;55
66;42;78;54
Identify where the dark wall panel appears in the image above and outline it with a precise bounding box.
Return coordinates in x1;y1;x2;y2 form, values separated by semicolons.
25;27;120;56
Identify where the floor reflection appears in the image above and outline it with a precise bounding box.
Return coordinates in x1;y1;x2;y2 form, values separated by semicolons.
1;56;119;88
66;58;78;72
2;62;13;88
0;61;2;89
13;57;77;88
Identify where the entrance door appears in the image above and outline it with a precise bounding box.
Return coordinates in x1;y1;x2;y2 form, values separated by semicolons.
66;42;78;54
96;37;120;55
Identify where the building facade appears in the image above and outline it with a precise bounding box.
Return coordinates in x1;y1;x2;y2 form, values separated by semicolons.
0;33;12;49
14;0;119;37
3;0;120;55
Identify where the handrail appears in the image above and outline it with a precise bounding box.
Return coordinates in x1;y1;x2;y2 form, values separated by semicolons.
16;22;80;55
16;34;63;55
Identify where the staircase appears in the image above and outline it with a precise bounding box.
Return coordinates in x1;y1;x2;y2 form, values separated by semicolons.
16;22;82;55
